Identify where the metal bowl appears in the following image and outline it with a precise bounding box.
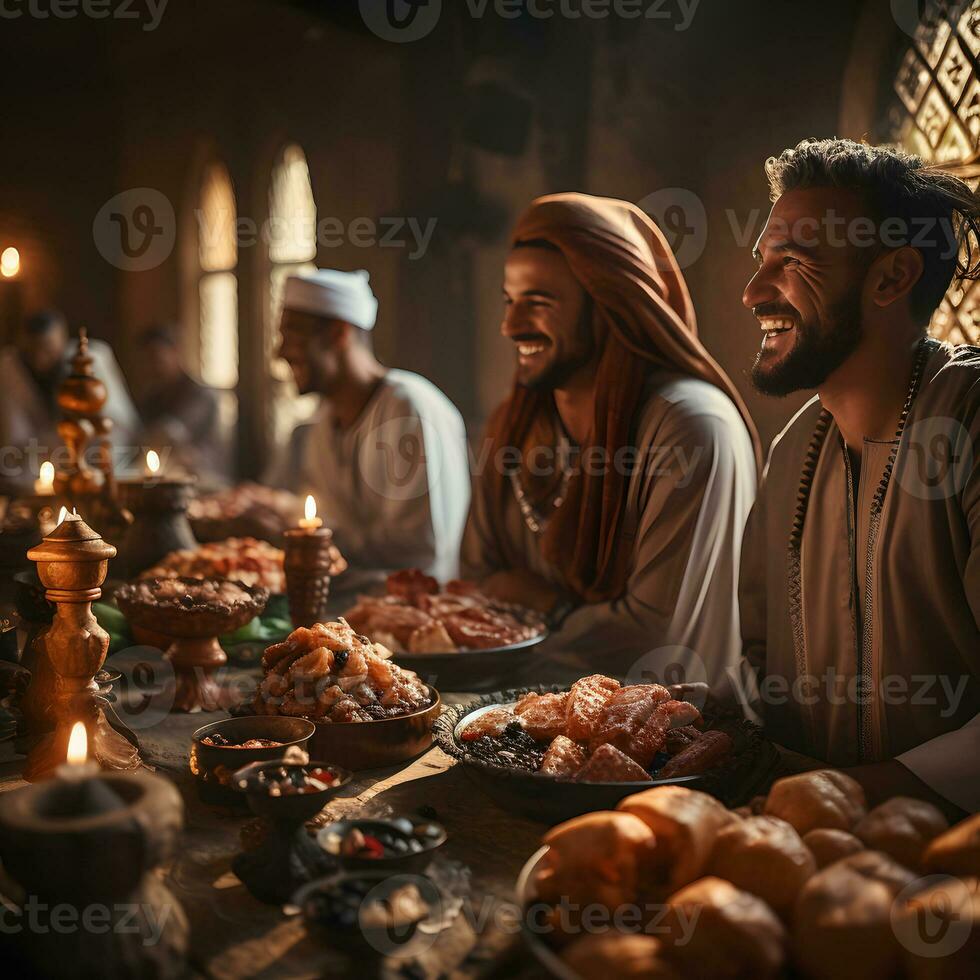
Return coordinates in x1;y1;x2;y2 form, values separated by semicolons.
391;631;549;693
308;687;442;771
190;715;316;804
434;686;779;824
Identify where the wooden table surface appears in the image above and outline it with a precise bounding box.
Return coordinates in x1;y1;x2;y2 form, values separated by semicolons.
0;645;553;980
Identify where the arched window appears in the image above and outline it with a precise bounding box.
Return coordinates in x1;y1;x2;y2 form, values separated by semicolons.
197;161;239;425
267;144;318;445
887;1;980;343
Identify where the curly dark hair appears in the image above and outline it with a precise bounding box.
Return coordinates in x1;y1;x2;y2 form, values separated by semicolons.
765;137;980;326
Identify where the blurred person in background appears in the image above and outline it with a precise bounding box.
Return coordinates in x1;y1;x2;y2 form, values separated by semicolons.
0;310;139;496
135;323;229;487
267;268;469;584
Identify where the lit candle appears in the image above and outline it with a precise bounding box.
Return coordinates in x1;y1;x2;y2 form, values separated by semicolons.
0;246;20;279
299;494;323;532
144;450;161;479
54;721;100;781
34;460;55;496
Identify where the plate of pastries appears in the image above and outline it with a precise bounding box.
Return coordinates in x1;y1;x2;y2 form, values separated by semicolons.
516;774;980;980
140;537;292;593
434;677;779;821
342;569;548;691
245;618;440;770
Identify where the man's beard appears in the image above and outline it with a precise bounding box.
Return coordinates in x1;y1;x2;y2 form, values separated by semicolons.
517;346;595;391
751;297;863;397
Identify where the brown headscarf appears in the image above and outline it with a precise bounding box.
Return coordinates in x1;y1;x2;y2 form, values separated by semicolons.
484;192;761;603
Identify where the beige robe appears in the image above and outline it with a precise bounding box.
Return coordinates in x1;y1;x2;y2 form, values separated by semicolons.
738;344;980;811
462;373;758;685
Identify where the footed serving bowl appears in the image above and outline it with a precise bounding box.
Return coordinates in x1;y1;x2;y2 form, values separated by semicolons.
116;577;269;712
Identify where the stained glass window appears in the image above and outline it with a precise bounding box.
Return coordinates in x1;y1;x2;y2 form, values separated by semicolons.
267;145;318;445
887;0;980;343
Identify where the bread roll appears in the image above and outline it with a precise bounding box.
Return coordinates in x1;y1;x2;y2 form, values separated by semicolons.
764;770;866;835
536;811;655;911
898;875;980;980
853;796;948;870
922;812;980;877
802;828;864;869
617;785;735;893
793;850;918;980
706;815;816;918
661;876;786;980
561;933;681;980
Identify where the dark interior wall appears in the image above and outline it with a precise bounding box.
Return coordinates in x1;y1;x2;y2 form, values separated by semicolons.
0;0;892;458
0;20;124;340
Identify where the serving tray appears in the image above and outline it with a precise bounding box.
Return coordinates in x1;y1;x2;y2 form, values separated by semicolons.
434;685;779;823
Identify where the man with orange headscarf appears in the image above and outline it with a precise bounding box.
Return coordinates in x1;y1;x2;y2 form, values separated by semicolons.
461;193;761;683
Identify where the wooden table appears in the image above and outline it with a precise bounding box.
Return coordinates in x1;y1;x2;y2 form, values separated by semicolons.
0;648;552;980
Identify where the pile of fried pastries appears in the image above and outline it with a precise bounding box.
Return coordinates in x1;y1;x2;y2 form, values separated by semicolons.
344;568;545;654
251;619;432;723
461;675;734;783
530;774;979;979
141;537;292;593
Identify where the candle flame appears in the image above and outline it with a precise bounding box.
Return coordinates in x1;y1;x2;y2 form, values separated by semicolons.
57;505;68;524
66;722;88;765
304;494;317;522
146;450;161;474
0;246;19;279
39;461;54;485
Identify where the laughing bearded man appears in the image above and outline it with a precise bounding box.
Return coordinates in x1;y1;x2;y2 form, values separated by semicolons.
738;138;980;814
461;193;760;685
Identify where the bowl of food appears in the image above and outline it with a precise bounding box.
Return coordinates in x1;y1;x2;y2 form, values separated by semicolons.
246;618;441;770
190;715;316;804
291;870;443;958
317;816;447;875
342;569;548;692
233;756;351;823
116;576;270;712
434;677;779;823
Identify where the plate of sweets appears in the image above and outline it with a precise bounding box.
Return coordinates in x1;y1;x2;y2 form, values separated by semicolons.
342;569;548;691
140;536;294;594
515;775;980;980
245;618;441;770
434;676;779;822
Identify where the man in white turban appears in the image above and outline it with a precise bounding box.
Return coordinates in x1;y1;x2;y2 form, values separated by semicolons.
268;269;470;585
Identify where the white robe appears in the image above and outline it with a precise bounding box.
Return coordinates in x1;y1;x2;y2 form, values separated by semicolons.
270;369;470;584
462;373;758;687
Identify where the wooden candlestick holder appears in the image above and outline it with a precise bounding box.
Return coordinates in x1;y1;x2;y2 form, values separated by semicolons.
283;528;346;628
53;329;108;501
51;329;133;542
21;513;141;780
0;766;189;978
